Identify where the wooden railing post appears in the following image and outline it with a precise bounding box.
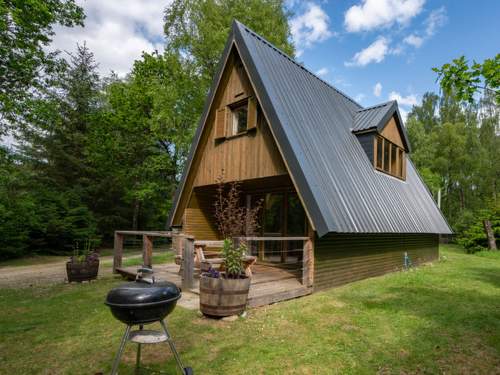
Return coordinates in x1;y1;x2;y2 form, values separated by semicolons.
302;238;314;288
143;234;153;268
182;236;195;290
113;232;124;273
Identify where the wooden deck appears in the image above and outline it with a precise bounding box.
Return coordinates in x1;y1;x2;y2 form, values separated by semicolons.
119;263;311;309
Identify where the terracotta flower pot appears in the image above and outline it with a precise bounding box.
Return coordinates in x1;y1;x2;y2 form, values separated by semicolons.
199;273;250;317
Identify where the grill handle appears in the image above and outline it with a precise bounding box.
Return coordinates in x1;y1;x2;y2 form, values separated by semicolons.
136;267;155;284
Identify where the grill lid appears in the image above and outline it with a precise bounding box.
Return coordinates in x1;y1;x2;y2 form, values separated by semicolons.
106;280;181;307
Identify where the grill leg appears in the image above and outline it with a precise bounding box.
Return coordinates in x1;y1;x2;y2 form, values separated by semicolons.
160;320;186;374
135;325;143;374
111;325;131;375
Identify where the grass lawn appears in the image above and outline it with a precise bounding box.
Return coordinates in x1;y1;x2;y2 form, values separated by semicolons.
1;245;499;374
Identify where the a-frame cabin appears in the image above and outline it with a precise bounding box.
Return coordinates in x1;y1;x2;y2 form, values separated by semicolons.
167;21;451;303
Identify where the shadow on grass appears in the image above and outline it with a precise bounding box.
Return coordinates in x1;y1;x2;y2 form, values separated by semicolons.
468;267;500;288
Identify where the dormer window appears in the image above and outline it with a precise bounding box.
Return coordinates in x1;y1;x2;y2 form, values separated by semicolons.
374;135;406;180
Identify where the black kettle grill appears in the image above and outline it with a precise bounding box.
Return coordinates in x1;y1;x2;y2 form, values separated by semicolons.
105;267;193;375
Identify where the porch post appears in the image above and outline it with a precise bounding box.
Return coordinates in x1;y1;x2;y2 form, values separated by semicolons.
182;236;195;290
113;232;124;273
143;234;153;268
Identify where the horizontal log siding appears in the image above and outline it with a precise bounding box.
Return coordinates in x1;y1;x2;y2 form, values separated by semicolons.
314;233;438;291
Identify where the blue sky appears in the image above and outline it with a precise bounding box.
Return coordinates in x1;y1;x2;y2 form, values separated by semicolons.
288;0;500;119
46;0;497;121
3;0;499;148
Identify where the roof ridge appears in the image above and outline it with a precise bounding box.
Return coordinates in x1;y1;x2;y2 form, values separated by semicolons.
356;100;395;113
234;20;363;109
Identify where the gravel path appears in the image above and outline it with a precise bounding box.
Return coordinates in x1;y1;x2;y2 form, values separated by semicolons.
0;255;135;288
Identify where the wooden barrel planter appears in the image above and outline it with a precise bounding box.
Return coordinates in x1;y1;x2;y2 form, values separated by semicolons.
199;274;251;317
66;260;99;283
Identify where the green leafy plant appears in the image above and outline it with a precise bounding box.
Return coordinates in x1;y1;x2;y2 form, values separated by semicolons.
221;239;247;278
214;173;262;278
69;238;99;263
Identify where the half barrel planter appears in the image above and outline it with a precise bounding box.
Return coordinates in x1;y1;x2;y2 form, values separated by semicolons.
199;275;251;317
66;260;99;283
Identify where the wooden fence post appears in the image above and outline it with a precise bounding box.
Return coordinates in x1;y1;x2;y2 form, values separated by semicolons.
143;234;153;268
182;236;195;290
113;232;124;273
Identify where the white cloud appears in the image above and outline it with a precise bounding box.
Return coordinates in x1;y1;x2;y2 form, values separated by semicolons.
290;3;333;56
345;37;389;67
388;91;418;106
399;107;409;122
400;7;446;51
316;67;329;76
344;0;425;33
403;34;423;48
49;0;169;76
425;7;447;37
355;93;366;102
373;82;382;97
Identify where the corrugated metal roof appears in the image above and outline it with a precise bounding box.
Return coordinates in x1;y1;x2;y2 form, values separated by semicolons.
353;101;394;131
167;21;452;236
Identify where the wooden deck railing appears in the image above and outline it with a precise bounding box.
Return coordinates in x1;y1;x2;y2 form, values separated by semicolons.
113;231;314;291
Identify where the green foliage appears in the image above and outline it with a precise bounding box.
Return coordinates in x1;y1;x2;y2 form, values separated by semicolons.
433;54;500;105
0;2;293;259
0;0;85;130
221;238;245;278
407;87;499;247
164;0;294;86
457;202;500;253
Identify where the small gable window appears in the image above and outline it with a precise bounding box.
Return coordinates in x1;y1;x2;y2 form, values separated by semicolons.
231;102;248;135
214;96;258;140
374;135;406;180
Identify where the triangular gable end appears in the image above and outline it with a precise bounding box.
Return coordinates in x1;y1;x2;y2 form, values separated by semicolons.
168;30;315;231
379;106;411;152
380;115;406;150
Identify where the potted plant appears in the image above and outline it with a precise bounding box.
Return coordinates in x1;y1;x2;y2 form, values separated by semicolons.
199;176;262;317
66;239;100;283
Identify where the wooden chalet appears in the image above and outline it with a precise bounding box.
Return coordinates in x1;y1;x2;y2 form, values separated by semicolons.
162;21;451;306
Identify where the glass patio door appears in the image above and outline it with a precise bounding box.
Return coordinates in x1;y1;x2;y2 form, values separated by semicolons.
248;191;306;265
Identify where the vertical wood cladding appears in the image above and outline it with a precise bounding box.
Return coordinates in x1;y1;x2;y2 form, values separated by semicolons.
192;48;287;187
314;233;439;291
172;46;287;226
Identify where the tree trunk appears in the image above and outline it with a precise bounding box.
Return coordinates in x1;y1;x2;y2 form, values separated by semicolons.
483;220;497;250
132;199;140;231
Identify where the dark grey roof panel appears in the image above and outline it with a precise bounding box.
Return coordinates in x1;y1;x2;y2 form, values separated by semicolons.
234;21;451;235
353;101;394;131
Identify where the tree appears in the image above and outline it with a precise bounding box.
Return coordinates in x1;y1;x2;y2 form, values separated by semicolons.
13;44;101;253
433;54;500;105
0;0;84;132
164;0;294;87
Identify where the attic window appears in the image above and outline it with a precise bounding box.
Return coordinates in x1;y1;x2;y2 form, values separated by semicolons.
374;135;406;180
232;102;248;135
214;97;258;140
